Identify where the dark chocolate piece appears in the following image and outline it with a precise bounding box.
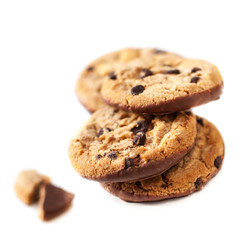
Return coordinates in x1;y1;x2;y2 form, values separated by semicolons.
97;128;104;137
131;120;148;135
194;177;203;189
39;183;74;221
125;158;134;169
191;76;200;83
214;156;222;168
140;69;153;78
191;67;202;73
133;132;146;146
197;117;204;126
108;72;117;80
108;151;117;159
87;66;94;72
164;69;180;74
154;49;166;54
131;85;145;95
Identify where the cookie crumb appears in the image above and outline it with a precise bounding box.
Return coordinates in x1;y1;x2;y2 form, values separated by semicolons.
14;170;50;205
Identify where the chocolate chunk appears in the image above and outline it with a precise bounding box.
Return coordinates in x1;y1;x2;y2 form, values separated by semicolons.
108;72;117;80
124;157;134;169
194;177;203;189
131;120;148;135
96;154;102;159
191;76;200;83
154;49;166;54
108;151;117;159
197;117;204;126
87;66;94;72
97;128;111;137
161;184;168;189
133;132;146;146
191;67;202;73
214;156;222;168
131;85;145;95
164;69;181;74
39;183;74;221
97;128;104;137
140;68;153;78
135;181;142;188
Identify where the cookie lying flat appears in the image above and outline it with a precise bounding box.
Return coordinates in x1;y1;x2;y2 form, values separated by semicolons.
101;53;223;114
75;48;179;112
69;106;196;183
15;170;50;205
102;117;224;202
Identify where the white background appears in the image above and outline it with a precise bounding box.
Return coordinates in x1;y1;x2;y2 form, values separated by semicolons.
0;0;239;239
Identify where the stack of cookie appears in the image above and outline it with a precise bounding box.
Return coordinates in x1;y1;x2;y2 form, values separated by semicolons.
69;48;224;202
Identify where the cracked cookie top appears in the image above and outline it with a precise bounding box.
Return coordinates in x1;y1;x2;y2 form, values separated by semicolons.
101;52;223;114
68;106;196;182
102;117;224;201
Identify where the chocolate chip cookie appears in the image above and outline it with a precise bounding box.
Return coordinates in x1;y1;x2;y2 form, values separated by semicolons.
102;117;224;202
75;48;180;112
101;53;223;114
68;106;197;182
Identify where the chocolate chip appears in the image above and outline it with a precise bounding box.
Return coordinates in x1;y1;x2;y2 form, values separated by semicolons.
108;151;117;159
106;127;111;132
214;156;222;168
133;132;146;146
191;76;200;83
194;177;203;189
97;128;104;137
154;49;166;54
87;66;94;72
131;120;148;135
191;67;202;73
135;181;142;187
108;72;117;80
197;117;204;126
161;184;168;189
124;157;134;169
131;85;145;95
164;69;181;74
140;68;153;78
96;154;102;159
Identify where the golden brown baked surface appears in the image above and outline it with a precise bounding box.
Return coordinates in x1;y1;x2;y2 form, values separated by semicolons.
76;48;180;112
69;106;196;182
102;117;224;202
101;52;223;114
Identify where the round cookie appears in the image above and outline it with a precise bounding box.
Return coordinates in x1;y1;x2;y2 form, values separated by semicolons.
69;106;197;183
75;48;180;112
101;53;223;114
102;117;224;202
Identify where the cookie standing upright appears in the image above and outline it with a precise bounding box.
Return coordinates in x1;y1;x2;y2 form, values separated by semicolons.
69;106;197;183
75;48;180;112
102;117;224;202
101;53;223;114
